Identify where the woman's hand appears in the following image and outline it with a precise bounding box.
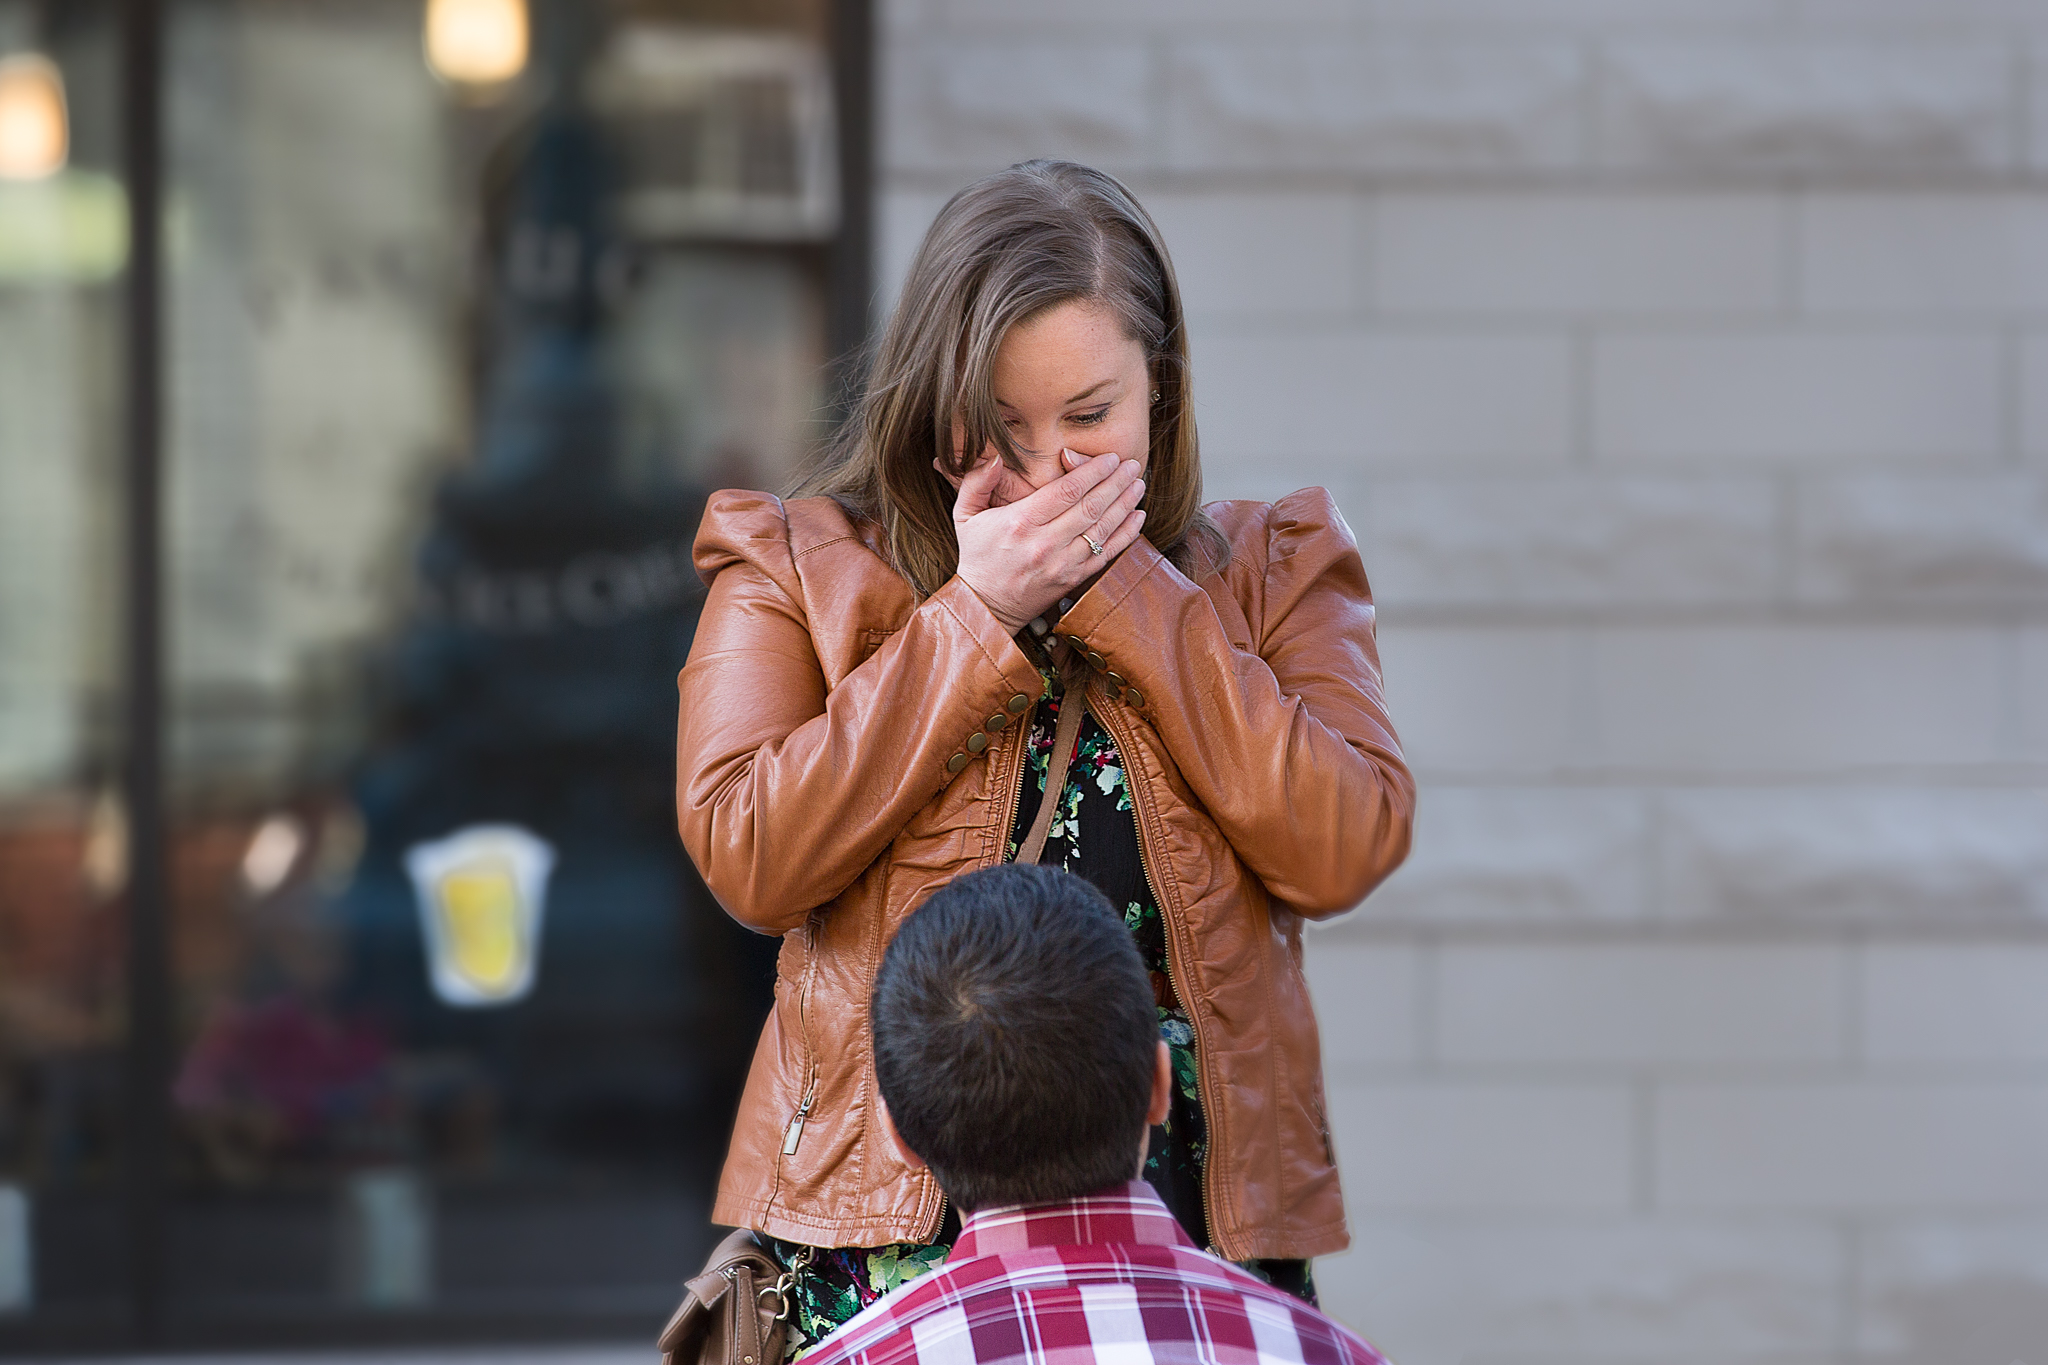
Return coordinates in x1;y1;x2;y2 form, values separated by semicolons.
950;450;1147;633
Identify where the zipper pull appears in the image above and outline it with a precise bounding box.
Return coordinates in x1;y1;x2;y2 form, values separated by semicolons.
782;1083;816;1155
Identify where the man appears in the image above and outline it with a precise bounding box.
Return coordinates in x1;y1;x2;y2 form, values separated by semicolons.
800;863;1390;1365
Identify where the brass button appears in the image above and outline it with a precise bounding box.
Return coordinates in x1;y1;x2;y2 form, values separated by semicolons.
985;712;1009;733
1125;687;1145;708
1104;671;1127;689
1007;693;1031;714
966;731;988;754
1104;686;1125;704
1087;651;1107;670
946;752;969;774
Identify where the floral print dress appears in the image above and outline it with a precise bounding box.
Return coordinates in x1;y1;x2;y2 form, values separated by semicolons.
767;672;1312;1357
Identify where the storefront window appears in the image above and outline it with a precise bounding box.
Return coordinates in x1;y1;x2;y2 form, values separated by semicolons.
1;0;858;1343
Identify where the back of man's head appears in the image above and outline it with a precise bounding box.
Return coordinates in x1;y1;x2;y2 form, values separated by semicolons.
871;864;1157;1213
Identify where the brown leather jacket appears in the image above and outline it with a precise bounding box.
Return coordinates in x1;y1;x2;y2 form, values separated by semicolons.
676;486;1413;1260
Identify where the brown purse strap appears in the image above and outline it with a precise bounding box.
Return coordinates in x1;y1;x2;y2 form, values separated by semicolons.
1014;679;1087;867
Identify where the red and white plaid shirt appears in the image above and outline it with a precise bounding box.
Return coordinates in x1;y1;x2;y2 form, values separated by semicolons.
796;1183;1389;1365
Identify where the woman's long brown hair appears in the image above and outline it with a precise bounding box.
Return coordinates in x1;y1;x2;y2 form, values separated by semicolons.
794;160;1229;597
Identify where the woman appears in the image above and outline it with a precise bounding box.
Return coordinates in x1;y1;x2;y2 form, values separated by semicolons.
675;160;1412;1352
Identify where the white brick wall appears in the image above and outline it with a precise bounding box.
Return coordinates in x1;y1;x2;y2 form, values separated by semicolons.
1435;944;1846;1066
2024;628;2048;758
1325;1217;1842;1362
2026;332;2048;457
1861;943;2048;1062
1349;787;1652;926
1660;788;2048;925
1592;331;2005;463
1792;474;2048;603
1375;195;1785;317
1594;39;2018;173
1588;627;2007;772
878;2;2048;1359
1332;1083;1637;1211
1361;477;1781;606
1163;42;1588;172
1657;1083;2048;1209
1197;330;1576;469
1798;195;2048;314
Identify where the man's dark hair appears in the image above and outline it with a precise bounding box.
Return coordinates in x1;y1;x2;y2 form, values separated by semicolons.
871;864;1158;1212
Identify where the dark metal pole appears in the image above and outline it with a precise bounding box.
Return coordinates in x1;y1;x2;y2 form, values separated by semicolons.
826;0;875;412
120;0;168;1343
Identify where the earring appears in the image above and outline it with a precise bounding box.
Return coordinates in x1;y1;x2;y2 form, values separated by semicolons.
1151;389;1161;403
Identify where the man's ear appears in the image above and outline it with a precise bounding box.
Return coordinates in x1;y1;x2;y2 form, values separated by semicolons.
1147;1039;1172;1127
877;1095;928;1173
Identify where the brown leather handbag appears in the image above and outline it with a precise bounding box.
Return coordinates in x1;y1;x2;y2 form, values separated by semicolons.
658;1230;810;1365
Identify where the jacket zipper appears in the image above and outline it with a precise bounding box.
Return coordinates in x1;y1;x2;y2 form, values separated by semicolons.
1091;688;1222;1256
782;919;822;1157
994;700;1036;865
782;1078;816;1155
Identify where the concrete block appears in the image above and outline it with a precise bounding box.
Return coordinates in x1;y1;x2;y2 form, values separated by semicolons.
1598;39;2016;175
1318;1216;1840;1363
1792;474;2048;605
1374;626;1585;776
1371;0;1791;19
1799;194;2048;315
2036;40;2048;176
1657;1082;2048;1209
1863;943;2048;1064
2024;331;2048;460
1591;627;2006;773
882;38;1152;174
1660;788;2048;926
1856;1219;2048;1358
936;0;1351;22
1329;1081;1634;1210
1164;40;1586;172
1347;786;1651;926
1375;194;1782;316
1301;942;1420;1070
1359;475;1779;607
1593;331;2004;463
1195;329;1574;467
1799;0;2048;17
1143;193;1361;319
1438;944;1846;1066
2024;629;2048;762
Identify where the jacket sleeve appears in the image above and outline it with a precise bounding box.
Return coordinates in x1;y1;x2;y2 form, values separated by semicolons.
1053;488;1414;917
675;493;1048;934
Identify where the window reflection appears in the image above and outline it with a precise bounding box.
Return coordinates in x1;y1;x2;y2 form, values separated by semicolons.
0;0;840;1334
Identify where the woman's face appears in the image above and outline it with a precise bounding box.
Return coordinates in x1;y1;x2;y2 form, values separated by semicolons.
948;298;1151;507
